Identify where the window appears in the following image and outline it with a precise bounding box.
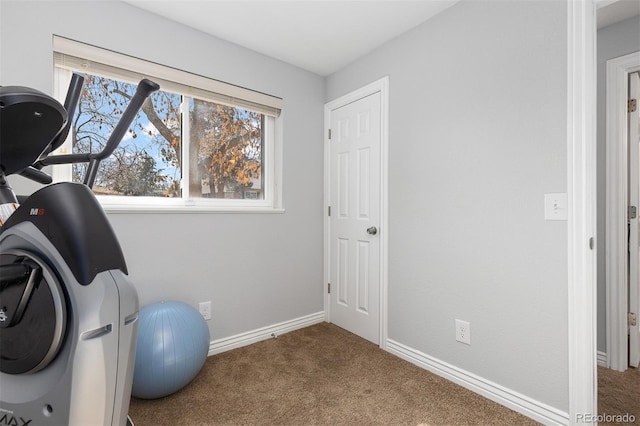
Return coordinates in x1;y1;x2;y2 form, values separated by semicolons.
53;37;282;212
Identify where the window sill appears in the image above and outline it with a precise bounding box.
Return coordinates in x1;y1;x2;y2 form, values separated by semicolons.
94;194;285;214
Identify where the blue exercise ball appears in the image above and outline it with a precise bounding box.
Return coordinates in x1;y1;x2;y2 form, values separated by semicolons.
132;301;210;399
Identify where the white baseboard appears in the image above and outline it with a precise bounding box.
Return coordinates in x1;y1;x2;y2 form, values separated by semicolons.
597;351;608;368
386;339;570;426
208;311;325;356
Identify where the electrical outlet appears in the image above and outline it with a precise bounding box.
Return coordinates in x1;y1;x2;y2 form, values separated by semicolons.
455;319;470;345
198;301;212;321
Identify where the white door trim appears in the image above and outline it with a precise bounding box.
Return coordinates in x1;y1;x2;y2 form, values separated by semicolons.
567;0;598;423
324;77;389;348
605;51;640;372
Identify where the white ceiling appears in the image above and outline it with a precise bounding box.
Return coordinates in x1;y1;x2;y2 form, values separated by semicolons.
124;0;640;77
597;0;640;29
123;0;459;76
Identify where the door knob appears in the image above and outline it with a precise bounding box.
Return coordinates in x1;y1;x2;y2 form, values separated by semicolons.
367;226;378;235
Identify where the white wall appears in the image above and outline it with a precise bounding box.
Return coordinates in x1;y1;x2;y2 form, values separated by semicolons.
596;16;640;353
326;0;569;411
0;0;325;339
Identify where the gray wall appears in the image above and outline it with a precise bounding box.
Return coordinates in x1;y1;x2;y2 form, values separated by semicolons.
0;0;325;339
596;16;640;353
0;0;596;415
326;0;569;410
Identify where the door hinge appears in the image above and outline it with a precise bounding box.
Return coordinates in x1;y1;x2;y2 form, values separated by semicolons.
328;129;332;140
629;205;637;220
630;312;637;327
328;206;331;216
629;98;637;113
328;283;331;294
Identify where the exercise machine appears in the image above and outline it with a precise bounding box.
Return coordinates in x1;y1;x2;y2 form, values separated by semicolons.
0;75;159;425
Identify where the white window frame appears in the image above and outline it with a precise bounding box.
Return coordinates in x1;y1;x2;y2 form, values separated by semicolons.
52;36;284;213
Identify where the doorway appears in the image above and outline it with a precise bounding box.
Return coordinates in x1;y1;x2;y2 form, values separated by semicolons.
605;53;640;372
324;77;389;347
628;70;640;369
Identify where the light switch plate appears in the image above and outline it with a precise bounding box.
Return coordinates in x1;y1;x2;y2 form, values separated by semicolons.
544;193;567;221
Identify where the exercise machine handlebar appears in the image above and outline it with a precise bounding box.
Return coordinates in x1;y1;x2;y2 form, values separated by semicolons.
49;73;85;154
36;78;160;188
18;166;53;185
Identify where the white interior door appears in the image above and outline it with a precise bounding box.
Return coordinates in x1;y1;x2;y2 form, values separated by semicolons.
629;71;640;368
328;92;381;345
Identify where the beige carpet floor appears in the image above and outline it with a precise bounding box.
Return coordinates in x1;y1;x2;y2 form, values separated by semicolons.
598;364;640;425
129;323;537;425
128;322;640;425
